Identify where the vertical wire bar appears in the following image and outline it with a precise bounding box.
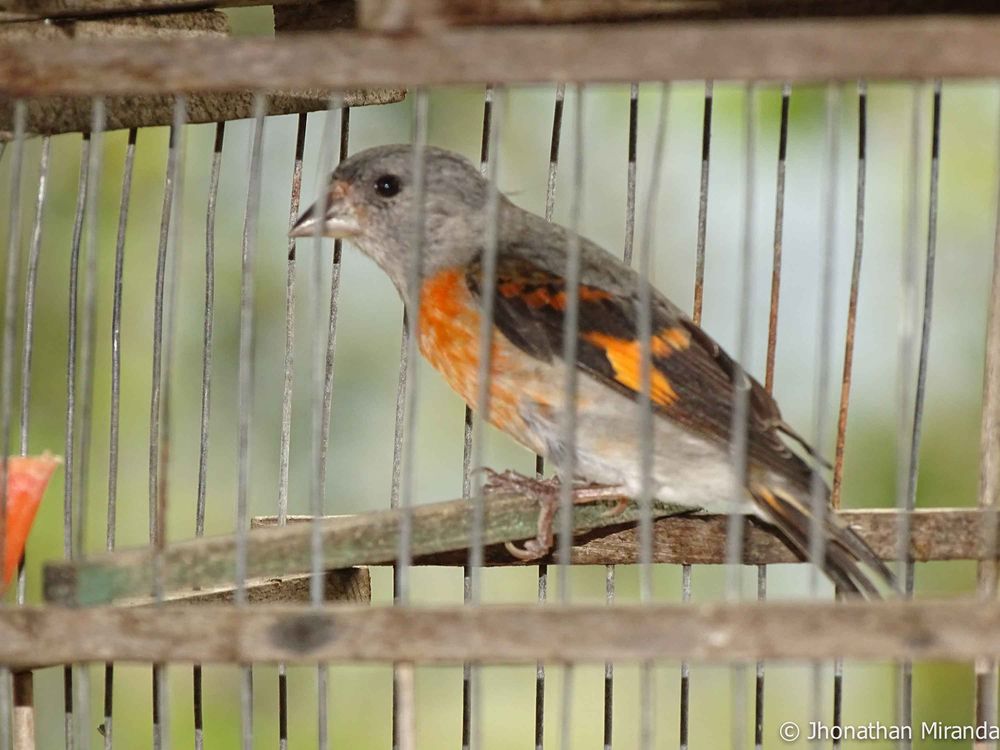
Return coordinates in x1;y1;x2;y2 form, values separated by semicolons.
18;135;49;460
636;82;670;750
810;83;840;597
63;126;91;750
390;89;429;750
2;101;26;578
150;96;186;750
467;84;503;750
973;85;1000;750
832;81;869;510
101;124;136;750
831;81;868;747
461;83;494;750
556;83;586;750
397;88;429;601
535;81;565;750
0;671;9;750
807;82;842;750
545;85;567;226
14;129;49;750
726;81;757;750
236;94;267;750
897;81;942;750
279;112;307;533
192;120;223;750
894;82;923;750
72;96;106;750
0;100;26;750
317;102;350;750
276;111;308;750
75;97;105;571
236;96;267;604
757;82;789;750
309;98;340;750
764;84;791;394
692;80;713;323
606;80;639;750
684;78;713;750
679;564;691;750
602;564;615;750
725;83;756;595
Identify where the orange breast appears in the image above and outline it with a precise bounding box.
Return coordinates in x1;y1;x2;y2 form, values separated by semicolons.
418;269;539;446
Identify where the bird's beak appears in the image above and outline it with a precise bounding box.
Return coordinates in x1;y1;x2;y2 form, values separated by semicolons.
289;180;362;239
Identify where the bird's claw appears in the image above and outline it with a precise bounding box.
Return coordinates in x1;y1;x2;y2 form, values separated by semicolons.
478;467;630;562
505;488;560;561
481;468;560;498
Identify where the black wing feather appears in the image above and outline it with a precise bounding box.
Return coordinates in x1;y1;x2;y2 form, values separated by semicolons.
467;254;815;490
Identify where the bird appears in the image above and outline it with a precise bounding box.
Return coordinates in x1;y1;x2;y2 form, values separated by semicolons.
290;144;895;598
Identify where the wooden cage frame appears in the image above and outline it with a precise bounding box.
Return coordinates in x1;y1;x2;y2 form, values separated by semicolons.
1;0;1000;748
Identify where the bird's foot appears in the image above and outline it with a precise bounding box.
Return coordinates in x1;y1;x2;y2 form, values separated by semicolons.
480;469;629;561
481;468;561;498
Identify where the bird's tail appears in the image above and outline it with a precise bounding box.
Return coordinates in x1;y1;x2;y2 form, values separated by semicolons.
750;483;897;599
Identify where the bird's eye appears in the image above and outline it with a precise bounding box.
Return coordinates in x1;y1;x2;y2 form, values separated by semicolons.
374;174;401;198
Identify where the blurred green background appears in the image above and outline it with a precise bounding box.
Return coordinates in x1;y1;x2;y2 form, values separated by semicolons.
0;8;998;749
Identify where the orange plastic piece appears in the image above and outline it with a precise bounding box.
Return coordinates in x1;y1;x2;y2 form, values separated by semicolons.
3;453;60;590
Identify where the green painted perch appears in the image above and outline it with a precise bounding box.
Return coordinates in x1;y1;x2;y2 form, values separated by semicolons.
43;493;690;607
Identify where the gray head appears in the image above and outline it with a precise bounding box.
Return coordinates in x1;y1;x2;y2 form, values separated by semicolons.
291;145;494;297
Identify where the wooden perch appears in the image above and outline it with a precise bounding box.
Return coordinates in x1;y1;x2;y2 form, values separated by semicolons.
1;599;1000;666
44;493;688;606
118;567;371;607
254;507;998;566
45;487;997;607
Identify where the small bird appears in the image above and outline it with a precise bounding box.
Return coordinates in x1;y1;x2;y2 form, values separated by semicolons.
291;145;894;597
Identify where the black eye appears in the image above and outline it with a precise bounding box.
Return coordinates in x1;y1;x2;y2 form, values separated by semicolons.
374;174;401;198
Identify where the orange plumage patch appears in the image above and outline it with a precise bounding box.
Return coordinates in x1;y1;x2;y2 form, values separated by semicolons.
497;277;613;312
3;453;59;590
581;331;678;407
652;326;690;356
419;269;528;435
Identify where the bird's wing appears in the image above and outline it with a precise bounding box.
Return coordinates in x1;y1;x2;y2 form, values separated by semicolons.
465;253;814;490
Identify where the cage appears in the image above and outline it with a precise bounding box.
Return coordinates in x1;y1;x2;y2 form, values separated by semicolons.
0;1;999;749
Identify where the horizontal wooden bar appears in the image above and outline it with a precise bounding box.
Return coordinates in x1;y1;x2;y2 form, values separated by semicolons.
359;0;1000;30
0;600;999;666
0;12;403;138
1;0;312;19
44;492;689;606
3;16;1000;97
13;568;371;674
255;507;996;566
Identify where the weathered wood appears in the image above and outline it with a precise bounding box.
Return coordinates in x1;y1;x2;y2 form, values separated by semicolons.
0;11;403;139
274;0;356;30
1;0;312;17
255;508;997;566
1;600;1000;666
12;671;31;750
358;0;1000;30
12;569;370;676
119;567;371;607
44;493;689;606
3;17;1000;97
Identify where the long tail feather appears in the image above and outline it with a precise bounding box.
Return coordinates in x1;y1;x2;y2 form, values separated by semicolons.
750;483;897;599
